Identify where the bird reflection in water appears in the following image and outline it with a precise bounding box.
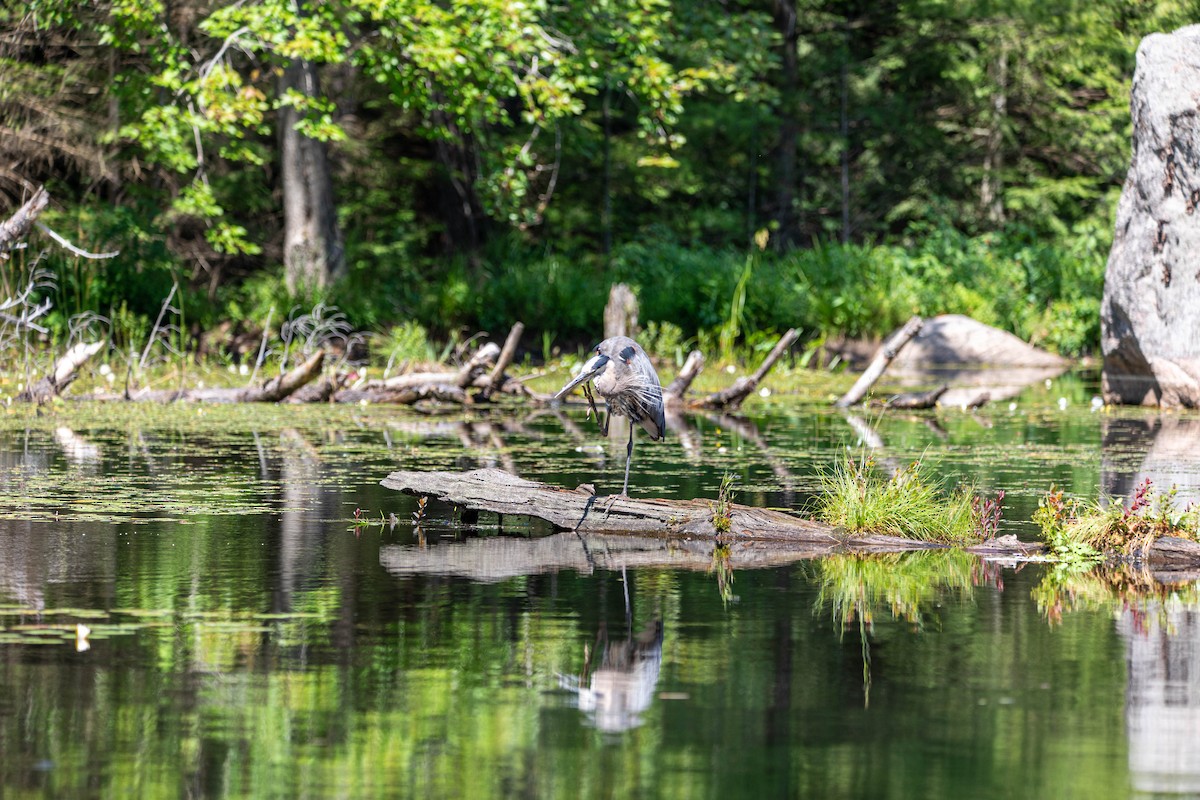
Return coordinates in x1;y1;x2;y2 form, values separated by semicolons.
560;619;664;733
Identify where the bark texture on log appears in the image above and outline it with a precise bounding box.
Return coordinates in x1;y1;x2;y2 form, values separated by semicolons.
884;385;948;409
380;468;1044;559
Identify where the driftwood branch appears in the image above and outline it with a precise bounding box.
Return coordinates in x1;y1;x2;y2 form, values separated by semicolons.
835;315;924;408
480;322;525;400
0;187;49;254
664;350;705;400
691;328;798;410
17;341;105;402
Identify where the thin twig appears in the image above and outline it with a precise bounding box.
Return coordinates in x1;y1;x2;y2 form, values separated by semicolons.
248;305;275;386
139;282;178;372
34;222;118;259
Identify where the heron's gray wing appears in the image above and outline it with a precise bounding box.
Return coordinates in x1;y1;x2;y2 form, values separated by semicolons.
625;346;666;441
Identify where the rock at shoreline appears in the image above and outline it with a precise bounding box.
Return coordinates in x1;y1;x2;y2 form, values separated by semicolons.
1101;25;1200;407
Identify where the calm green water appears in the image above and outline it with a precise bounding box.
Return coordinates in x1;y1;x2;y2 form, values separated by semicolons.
2;373;1200;799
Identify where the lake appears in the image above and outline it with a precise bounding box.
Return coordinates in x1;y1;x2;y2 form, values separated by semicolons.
2;371;1199;799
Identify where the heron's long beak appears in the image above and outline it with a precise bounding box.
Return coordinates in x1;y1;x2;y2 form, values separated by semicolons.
554;353;609;399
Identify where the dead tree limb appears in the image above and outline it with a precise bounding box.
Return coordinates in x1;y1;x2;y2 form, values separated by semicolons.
691;328;798;410
17;341;105;402
480;322;524;400
835;316;923;408
0;187;49;255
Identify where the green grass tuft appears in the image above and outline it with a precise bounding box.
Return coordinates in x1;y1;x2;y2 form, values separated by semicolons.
815;453;986;545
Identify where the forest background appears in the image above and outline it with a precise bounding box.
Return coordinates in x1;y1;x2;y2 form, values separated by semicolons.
2;0;1193;364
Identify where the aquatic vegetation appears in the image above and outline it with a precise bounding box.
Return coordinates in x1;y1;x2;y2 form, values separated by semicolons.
1031;561;1200;627
814;550;986;630
1034;479;1200;561
814;453;998;545
709;472;737;535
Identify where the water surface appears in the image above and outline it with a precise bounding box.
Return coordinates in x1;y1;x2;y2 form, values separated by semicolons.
2;375;1199;798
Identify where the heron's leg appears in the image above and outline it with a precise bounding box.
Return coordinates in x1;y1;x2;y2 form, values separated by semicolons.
621;423;634;496
603;426;636;518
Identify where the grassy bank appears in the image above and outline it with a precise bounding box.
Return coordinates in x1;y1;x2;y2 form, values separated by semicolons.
10;217;1108;363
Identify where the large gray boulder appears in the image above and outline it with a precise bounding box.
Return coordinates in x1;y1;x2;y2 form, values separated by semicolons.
1102;25;1200;407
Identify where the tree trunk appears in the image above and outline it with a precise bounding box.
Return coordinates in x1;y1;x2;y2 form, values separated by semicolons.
772;0;800;249
980;42;1008;225
279;59;343;295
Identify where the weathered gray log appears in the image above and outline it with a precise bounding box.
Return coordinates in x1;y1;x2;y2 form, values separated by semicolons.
17;341;105;403
374;341;500;392
0;187;49;254
480;322;525;400
663;350;704;414
884;384;948;409
1102;26;1200;407
380;468;1043;559
604;283;639;340
1144;536;1200;566
289;371;351;403
124;349;324;403
691;328;798;410
335;383;468;405
835;316;923;408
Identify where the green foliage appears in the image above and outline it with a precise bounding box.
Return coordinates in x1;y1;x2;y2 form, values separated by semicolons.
815;452;983;545
3;0;1186;353
1034;481;1200;563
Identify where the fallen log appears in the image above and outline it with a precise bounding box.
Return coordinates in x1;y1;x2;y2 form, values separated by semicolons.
368;341;500;392
122;349;325;403
884;384;948;409
690;328;799;410
335;383;468;405
835;315;923;408
17;341;105;403
380;467;1043;559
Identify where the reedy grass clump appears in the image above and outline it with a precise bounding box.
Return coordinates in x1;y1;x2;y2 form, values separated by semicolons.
1034;480;1200;562
815;453;995;545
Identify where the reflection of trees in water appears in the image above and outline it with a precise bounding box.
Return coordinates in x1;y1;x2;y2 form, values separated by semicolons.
560;619;664;733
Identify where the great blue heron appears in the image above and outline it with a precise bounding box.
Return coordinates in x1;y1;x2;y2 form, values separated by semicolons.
554;336;666;496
